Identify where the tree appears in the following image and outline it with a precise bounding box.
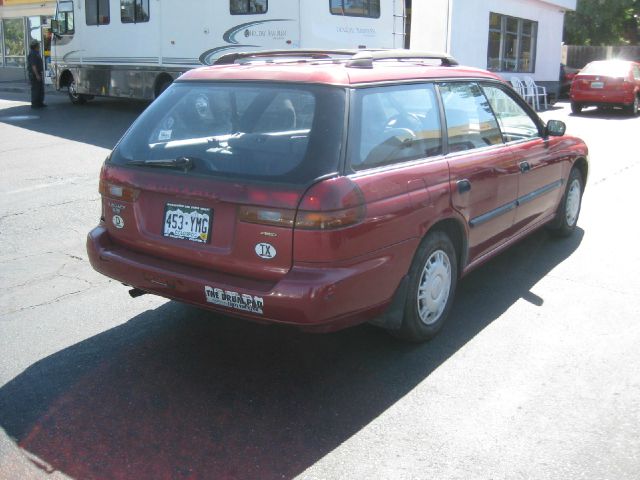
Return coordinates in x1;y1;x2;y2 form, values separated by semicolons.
564;0;640;45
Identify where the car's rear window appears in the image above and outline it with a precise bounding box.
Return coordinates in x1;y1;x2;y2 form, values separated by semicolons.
111;82;346;185
580;61;630;78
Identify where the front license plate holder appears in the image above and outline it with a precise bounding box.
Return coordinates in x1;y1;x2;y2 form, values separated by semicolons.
163;203;212;244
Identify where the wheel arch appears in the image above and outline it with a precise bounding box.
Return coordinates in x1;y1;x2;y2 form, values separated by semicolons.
153;73;174;99
58;69;74;89
572;156;589;186
422;216;468;277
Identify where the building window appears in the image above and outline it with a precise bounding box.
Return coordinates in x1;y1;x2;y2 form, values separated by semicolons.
230;0;267;15
121;0;149;23
487;12;537;73
86;0;111;26
330;0;380;18
2;18;26;68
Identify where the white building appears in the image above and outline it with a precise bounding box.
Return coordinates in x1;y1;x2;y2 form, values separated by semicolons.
410;0;576;96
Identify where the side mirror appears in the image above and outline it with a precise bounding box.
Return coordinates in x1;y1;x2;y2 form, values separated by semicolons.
50;19;60;35
545;120;566;137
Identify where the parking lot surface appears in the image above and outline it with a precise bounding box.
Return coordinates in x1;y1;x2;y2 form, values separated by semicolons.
0;92;639;479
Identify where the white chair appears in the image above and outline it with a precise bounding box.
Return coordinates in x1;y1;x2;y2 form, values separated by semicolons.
523;76;548;111
510;77;536;108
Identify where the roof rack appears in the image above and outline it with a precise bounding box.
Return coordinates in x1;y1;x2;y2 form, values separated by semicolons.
213;49;459;68
346;50;459;68
213;49;357;65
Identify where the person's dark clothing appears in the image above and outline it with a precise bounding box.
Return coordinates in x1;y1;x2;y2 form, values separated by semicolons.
27;47;45;108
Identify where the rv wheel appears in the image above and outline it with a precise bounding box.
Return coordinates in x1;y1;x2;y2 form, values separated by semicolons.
68;78;88;105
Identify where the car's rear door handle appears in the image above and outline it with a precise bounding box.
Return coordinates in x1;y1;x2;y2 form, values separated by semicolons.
457;179;471;193
520;161;531;173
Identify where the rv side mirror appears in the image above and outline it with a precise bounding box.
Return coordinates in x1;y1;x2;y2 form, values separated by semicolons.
545;120;566;137
50;19;60;35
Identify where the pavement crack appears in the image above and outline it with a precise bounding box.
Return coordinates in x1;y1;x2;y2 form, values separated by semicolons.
0;197;99;223
1;286;94;316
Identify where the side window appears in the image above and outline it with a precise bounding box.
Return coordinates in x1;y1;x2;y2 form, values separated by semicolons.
482;85;540;142
55;1;75;34
439;82;502;153
121;0;149;23
230;0;268;14
330;0;381;18
350;84;443;170
86;0;110;25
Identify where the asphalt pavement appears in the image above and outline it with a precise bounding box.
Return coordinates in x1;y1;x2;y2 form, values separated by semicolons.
0;91;639;480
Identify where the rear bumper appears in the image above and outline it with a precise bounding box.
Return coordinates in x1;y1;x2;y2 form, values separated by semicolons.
87;226;415;332
571;90;636;106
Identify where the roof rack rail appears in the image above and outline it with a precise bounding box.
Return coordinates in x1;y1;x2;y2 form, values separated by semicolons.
213;49;459;68
214;49;358;65
346;50;459;68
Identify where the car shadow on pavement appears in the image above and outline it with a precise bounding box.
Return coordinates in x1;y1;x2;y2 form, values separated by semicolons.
570;106;638;120
0;95;148;150
0;228;583;480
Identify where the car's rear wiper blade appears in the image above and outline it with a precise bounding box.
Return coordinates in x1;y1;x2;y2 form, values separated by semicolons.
126;157;196;171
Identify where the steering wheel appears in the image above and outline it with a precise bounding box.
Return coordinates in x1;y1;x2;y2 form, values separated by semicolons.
384;113;422;135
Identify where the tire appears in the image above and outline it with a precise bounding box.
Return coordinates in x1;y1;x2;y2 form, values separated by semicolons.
627;96;639;116
68;78;88;105
393;231;458;342
571;102;582;114
548;168;584;237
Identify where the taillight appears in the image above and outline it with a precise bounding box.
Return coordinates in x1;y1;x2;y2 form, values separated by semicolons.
99;178;140;202
238;206;295;228
295;177;365;230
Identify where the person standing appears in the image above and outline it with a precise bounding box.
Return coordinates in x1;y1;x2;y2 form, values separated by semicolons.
27;40;46;109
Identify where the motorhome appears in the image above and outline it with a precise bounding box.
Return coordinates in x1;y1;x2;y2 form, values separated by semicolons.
50;0;405;103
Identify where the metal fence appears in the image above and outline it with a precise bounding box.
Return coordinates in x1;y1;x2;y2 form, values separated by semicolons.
565;45;640;69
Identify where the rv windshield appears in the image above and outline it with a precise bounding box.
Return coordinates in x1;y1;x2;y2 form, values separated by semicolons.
111;82;346;185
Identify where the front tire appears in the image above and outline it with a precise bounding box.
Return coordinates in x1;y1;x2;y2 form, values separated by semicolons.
393;231;458;342
68;78;88;105
548;168;584;237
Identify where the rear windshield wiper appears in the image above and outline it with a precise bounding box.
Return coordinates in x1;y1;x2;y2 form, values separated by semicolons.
126;156;196;171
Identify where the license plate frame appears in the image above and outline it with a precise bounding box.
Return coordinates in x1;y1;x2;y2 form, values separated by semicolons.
163;203;212;244
590;81;604;89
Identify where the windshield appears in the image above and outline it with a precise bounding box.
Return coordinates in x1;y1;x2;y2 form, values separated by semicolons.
111;82;346;184
581;61;630;78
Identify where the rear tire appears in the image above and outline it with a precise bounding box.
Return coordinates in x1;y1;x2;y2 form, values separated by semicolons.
627;96;639;116
548;168;584;237
392;231;458;342
571;102;582;114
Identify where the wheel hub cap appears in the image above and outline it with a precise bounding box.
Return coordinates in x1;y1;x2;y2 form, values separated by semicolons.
565;179;581;226
417;250;452;325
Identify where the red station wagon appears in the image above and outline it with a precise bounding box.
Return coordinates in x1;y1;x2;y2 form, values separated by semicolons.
570;59;640;115
87;50;589;342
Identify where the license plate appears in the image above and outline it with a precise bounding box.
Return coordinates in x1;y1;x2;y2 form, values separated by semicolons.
163;203;212;243
591;81;604;89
